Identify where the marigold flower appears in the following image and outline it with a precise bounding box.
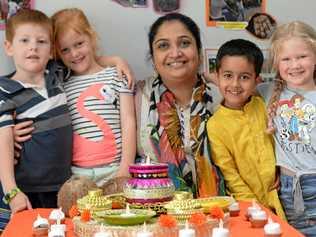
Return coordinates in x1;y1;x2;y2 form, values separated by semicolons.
68;205;80;218
189;212;207;226
158;214;177;228
80;209;91;222
209;206;224;220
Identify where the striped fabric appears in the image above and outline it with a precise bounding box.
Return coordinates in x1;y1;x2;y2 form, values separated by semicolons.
0;69;72;193
63;67;133;167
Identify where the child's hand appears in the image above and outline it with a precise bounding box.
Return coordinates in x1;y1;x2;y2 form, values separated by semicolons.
115;167;130;178
13;120;34;161
113;57;135;89
269;174;280;191
9;192;32;214
269;167;280;191
97;56;135;89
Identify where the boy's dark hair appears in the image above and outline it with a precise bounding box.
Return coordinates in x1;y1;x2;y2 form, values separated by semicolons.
216;39;264;77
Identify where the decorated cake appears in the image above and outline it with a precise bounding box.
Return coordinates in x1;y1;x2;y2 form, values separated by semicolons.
123;162;175;205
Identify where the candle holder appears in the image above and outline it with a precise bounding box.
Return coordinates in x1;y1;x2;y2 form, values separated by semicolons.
155;226;179;237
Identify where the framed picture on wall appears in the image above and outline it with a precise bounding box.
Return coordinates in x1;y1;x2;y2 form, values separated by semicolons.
132;0;147;8
0;0;35;30
205;0;266;29
113;0;148;8
204;48;218;74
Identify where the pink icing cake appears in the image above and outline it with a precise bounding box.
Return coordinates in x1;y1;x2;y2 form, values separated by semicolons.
123;163;175;204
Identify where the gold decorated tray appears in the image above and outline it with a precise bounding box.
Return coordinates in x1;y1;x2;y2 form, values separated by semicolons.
94;209;156;226
77;189;112;213
73;217;157;237
193;196;235;212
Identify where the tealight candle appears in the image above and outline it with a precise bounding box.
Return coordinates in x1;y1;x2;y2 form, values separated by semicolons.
48;227;65;237
49;207;65;224
264;217;282;237
120;203;136;217
136;222;154;237
250;210;268;228
179;221;195;237
246;199;261;220
228;202;240;217
212;219;229;237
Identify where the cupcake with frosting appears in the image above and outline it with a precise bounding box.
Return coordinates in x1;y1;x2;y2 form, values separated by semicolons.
250;210;268;228
264;217;282;237
246;200;261;221
49;208;65;224
32;214;49;237
228;202;240;217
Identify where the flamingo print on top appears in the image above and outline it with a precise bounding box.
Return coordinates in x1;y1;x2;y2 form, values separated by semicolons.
63;67;133;167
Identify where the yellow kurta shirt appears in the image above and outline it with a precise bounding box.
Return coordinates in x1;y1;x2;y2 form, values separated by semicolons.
207;96;285;219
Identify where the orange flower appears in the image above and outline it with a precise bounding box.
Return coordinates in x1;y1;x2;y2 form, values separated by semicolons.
80;209;91;222
112;201;123;209
158;214;177;228
189;212;207;226
68;205;80;218
209;206;224;220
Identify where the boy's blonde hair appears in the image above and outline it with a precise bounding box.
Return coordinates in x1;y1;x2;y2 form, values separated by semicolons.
5;9;52;43
51;8;99;59
267;21;316;133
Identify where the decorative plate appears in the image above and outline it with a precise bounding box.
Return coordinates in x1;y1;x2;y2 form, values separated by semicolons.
94;209;156;226
194;196;235;212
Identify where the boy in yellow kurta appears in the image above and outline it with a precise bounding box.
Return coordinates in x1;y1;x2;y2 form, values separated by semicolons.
206;39;285;219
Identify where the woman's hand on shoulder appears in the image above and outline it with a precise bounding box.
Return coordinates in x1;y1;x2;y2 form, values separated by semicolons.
97;56;135;89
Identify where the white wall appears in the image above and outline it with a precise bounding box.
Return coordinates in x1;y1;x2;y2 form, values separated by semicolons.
0;0;315;80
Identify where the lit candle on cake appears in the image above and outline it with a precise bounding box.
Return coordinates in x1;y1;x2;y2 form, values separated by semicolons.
179;221;195;237
212;219;229;237
136;222;154;237
120;203;136;217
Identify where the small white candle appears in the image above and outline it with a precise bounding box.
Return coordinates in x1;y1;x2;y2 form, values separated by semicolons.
121;203;136;217
212;219;229;237
48;228;65;237
33;214;49;228
179;221;195;237
264;217;282;235
50;223;66;232
247;199;261;217
136;222;154;237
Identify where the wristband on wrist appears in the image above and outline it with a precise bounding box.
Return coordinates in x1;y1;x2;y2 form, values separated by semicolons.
2;187;21;205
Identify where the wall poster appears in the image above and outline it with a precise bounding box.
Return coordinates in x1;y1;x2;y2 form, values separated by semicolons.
205;0;266;29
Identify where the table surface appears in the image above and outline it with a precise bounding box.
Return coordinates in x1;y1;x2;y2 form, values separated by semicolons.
2;201;304;237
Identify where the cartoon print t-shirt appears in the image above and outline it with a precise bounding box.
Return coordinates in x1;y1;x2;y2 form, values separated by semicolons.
258;82;316;172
